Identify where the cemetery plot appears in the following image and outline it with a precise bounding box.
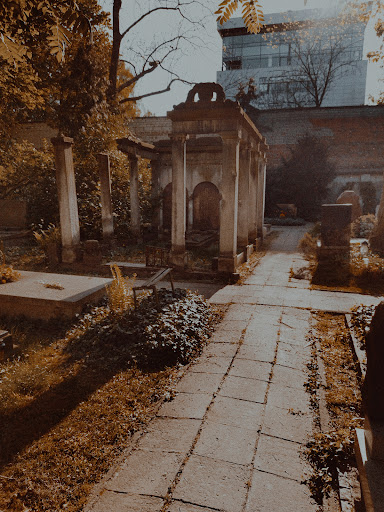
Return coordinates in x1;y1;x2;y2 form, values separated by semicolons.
0;270;112;320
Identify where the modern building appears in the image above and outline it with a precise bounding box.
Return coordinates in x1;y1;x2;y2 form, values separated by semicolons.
217;8;368;109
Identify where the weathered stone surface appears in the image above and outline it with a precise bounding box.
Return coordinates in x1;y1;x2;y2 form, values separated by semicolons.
157;392;212;420
236;342;276;363
336;190;362;221
271;364;307;391
138;418;200;453
229;359;272;382
0;271;112;320
276;342;311;370
106;449;183;496
190;355;232;375
167;501;217;511
202;342;238;359
86;492;163;512
218;375;267;404
206;395;263;431
194;421;257;465
261;404;313;444
254;434;310;481
245;470;316;512
175;371;222;394
267;383;311;412
321;203;352;248
173;454;249;512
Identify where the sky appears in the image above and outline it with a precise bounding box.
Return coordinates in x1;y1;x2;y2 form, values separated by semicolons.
100;0;384;116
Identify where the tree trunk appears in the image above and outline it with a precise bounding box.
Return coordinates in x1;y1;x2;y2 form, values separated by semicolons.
107;0;122;103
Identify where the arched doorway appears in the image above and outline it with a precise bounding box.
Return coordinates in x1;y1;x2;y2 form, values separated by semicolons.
193;182;220;231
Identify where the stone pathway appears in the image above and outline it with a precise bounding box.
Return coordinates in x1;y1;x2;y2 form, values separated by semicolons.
85;226;380;512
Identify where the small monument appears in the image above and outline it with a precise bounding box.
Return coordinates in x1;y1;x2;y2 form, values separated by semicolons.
355;302;384;511
318;203;352;265
336;190;362;222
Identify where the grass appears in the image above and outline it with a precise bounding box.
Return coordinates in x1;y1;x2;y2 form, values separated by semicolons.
304;312;363;505
0;281;221;511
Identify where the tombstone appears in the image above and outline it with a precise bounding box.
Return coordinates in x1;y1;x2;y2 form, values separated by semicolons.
336;190;362;221
319;204;352;252
355;302;384;510
83;240;102;266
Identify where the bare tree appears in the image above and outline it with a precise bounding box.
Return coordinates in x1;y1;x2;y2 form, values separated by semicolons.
107;0;210;105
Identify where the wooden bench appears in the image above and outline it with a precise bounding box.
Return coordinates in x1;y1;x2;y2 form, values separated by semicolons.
132;267;175;308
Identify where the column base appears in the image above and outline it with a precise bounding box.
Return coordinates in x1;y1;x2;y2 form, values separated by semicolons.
62;245;80;264
169;250;187;269
218;256;238;273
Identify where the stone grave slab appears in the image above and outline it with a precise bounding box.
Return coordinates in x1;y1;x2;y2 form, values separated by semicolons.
0;270;112;320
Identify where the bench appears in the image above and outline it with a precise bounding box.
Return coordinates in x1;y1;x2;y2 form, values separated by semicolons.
132;267;175;308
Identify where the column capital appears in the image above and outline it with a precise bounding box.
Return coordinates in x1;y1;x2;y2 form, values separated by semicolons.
170;133;189;143
220;131;241;143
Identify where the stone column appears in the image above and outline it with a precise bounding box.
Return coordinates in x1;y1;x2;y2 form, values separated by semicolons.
218;133;240;273
51;134;80;263
150;159;160;233
237;144;251;252
248;145;259;244
97;153;114;241
170;134;188;268
188;192;193;233
128;155;140;239
256;154;267;240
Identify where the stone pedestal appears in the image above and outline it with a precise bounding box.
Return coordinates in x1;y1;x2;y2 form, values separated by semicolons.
97;153;114;241
51;134;80;264
218;133;239;272
129;155;141;239
170;135;188;268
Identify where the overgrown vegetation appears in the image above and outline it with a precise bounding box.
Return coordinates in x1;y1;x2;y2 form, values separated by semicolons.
0;273;220;511
304;313;363;505
265;135;335;221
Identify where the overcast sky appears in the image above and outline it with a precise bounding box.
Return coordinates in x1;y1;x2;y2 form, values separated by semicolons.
100;0;384;115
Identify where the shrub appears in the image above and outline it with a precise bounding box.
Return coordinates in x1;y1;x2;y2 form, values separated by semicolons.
66;288;215;369
299;232;318;260
351;214;376;238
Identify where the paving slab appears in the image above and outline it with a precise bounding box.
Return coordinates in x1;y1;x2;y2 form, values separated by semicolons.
276;341;311;370
189;355;232;375
105;449;183;496
173;454;249;512
271;364;307;391
253;434;310;482
245;470;317;512
202;341;238;359
237;342;276;364
167;502;218;512
194;421;257;465
206;395;263;431
218;375;268;404
267;382;311;412
157;392;212;420
175;371;223;395
87;492;164;512
138;418;200;453
229;358;272;382
261;404;313;444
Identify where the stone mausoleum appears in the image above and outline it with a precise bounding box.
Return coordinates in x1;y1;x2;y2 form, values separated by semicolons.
119;83;268;273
